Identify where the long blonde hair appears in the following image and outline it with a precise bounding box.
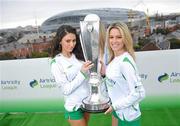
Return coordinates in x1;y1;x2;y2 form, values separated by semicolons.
99;22;106;60
106;22;135;63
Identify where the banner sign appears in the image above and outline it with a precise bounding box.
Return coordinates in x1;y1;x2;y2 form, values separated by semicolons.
0;49;180;112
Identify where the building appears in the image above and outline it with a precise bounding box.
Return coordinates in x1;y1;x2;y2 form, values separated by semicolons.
41;8;146;33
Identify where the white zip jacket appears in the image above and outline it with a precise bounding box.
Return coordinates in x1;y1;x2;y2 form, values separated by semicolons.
106;52;145;121
51;54;89;112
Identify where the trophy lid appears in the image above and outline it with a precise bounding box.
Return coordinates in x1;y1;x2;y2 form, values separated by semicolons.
84;14;100;21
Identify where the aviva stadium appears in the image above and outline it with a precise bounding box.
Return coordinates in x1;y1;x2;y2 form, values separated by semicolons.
41;8;146;32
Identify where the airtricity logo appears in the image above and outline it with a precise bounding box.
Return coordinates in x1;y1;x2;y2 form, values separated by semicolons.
158;72;180;83
158;73;169;82
29;79;39;88
29;78;56;88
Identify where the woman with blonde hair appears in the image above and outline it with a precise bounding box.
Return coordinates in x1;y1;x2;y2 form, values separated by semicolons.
101;22;145;126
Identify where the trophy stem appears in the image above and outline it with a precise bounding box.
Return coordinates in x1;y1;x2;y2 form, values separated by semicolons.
81;72;110;113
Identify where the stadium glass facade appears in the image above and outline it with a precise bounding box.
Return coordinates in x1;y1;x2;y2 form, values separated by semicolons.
41;8;146;33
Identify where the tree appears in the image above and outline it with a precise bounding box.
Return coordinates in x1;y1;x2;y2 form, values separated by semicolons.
0;52;14;60
169;38;180;49
31;51;49;58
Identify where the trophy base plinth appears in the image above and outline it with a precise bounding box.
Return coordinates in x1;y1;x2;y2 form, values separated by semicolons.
81;106;108;113
81;97;111;113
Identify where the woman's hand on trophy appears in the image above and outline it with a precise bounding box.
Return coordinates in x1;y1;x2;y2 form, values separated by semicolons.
81;60;94;73
104;105;113;115
100;60;106;78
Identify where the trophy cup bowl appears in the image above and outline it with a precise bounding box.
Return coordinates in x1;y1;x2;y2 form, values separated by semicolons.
80;14;111;113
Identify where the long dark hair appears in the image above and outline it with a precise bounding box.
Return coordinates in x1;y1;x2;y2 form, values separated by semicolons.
51;25;84;61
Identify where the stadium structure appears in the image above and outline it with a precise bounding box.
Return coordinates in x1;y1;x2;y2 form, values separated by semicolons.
41;8;146;33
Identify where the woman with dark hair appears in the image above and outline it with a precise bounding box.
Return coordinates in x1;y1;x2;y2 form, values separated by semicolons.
51;25;93;126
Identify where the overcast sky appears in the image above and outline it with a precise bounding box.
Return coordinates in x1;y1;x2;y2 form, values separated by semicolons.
0;0;180;29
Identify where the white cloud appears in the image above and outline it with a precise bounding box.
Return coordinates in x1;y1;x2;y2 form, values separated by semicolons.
0;0;180;29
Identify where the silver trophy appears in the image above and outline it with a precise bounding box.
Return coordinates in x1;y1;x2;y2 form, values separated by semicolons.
80;14;110;113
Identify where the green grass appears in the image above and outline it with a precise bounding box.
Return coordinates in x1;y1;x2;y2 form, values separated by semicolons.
1;96;180;126
1;96;180;112
0;108;180;126
141;108;180;126
0;99;64;112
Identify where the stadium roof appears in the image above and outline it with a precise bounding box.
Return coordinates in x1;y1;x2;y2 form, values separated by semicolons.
41;8;146;32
